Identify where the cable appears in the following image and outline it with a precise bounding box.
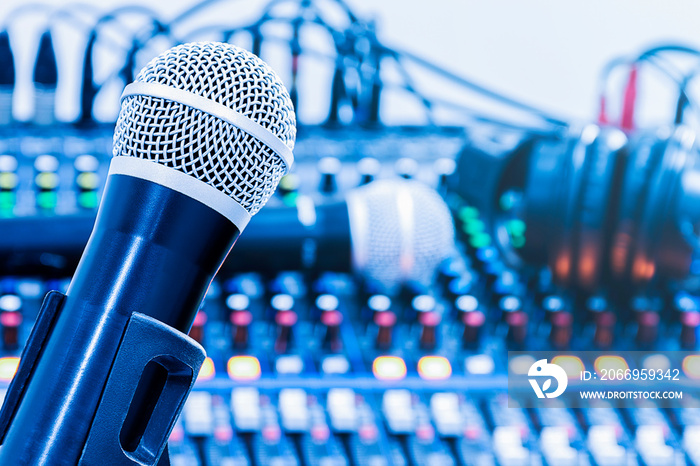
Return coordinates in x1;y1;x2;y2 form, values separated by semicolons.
47;3;102;31
78;5;172;124
387;46;570;128
180;1;564;131
416;93;564;134
1;3;49;30
598;44;700;128
169;0;230;27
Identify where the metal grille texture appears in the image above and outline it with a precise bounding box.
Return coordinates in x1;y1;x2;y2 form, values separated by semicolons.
113;42;296;215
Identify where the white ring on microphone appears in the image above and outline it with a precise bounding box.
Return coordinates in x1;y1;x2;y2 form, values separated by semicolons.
110;156;252;231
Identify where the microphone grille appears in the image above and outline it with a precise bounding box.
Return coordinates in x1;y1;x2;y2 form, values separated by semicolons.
348;179;455;289
113;42;296;215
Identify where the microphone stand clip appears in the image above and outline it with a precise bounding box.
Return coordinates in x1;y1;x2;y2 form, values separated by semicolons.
0;291;205;466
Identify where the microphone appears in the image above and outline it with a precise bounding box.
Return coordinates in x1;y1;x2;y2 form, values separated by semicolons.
237;178;456;288
346;178;456;288
0;41;295;465
0;178;455;290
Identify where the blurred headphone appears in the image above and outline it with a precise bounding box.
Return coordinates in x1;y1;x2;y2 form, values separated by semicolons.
519;124;700;292
450;45;700;294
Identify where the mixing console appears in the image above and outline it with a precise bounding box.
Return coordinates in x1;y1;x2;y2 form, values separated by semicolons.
0;126;699;465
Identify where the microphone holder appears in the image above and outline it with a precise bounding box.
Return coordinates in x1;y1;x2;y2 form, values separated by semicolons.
0;290;205;465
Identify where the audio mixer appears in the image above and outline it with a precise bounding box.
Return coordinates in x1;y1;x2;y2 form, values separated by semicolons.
0;123;699;465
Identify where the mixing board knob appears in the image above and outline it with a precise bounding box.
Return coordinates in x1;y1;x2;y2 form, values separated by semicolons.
277;173;300;205
445;273;475;302
461;307;485;350
34;154;59;211
327;388;357;432
73;154;99;173
542;295;565;320
411;294;436;322
586;295;607;313
680;311;700;349
321;308;343;353
227;293;251;312
539;427;578;466
315;293;339;316
395;157;418;179
231;387;262;431
279;388;309;432
455;294;480;315
357;157;380;185
270;273;306;299
227;293;252;350
318;157;341;194
437;256;469;288
592;310;616;350
586;425;626;466
398;282;430;314
374;310;396;350
429;392;462;437
231;309;252;350
183;391;214;437
676;293;700;350
273;295;297;353
0;294;21;351
188;310;206;345
257;399;299;465
473;245;498;270
0;154;17;213
306;403;346;465
483;259;506;288
412;294;436;313
549;311;572;349
492;426;530;466
501;296;527;348
499;295;521;319
433;157;456;192
505;311;528;349
682;426;700;465
74;154;100;209
635;311;660;347
382;389;415;434
274;310;297;354
635;425;675;466
271;293;295;313
493;270;523;299
418;310;441;351
366;294;392;321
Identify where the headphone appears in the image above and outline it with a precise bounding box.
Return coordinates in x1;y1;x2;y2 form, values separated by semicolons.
516;124;700;292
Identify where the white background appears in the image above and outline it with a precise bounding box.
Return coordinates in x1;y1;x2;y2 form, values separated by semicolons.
1;0;699;127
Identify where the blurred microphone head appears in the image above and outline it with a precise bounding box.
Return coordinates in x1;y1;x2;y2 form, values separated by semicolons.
347;178;456;289
113;42;296;216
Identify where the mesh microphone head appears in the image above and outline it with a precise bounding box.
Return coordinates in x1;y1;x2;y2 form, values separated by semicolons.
347;179;456;289
113;42;296;215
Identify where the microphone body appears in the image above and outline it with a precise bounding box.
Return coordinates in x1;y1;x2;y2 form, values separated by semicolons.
0;166;239;464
